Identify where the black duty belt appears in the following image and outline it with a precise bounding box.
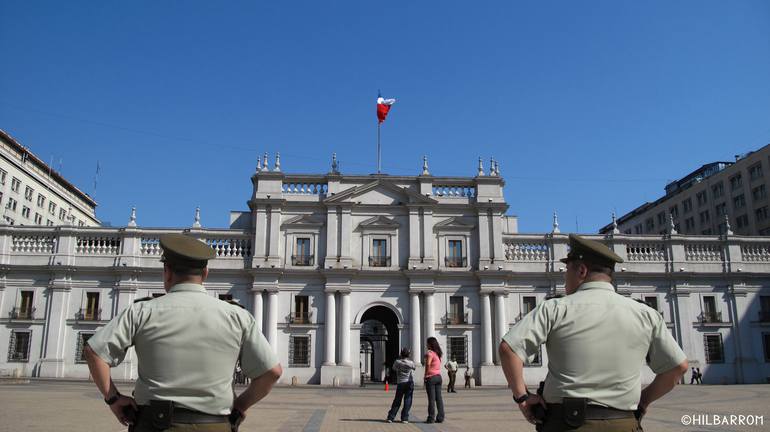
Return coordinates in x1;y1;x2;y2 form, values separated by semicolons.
138;405;229;424
546;403;634;420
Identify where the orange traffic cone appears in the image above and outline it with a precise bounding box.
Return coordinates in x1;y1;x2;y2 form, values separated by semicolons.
384;381;389;392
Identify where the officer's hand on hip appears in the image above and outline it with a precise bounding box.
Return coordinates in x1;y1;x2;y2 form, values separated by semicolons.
517;394;546;425
109;394;138;426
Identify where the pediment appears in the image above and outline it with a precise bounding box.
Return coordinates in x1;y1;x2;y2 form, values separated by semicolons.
281;214;325;228
434;216;475;231
324;179;437;206
358;215;400;229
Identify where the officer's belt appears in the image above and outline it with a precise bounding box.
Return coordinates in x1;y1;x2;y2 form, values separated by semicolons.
137;405;228;424
546;403;634;420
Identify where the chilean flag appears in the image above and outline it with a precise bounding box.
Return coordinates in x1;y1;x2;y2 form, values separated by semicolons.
377;92;396;124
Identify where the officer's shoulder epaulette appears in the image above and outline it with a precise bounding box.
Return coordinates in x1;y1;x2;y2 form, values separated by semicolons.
134;296;158;303
223;299;246;310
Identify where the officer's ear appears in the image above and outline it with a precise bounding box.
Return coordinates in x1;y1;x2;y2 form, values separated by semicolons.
162;264;174;288
576;261;590;279
200;267;209;282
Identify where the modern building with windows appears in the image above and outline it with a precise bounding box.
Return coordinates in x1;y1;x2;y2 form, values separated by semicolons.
0;129;99;228
600;143;770;237
1;154;769;385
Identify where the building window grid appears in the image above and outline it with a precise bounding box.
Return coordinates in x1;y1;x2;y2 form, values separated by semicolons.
734;194;746;210
10;177;20;192
699;210;710;225
712;183;724;199
8;330;31;362
447;335;468;365
753;185;767;202
24;186;33;201
669;205;679;218
736;214;749;229
704;334;724;364
756;206;769;223
289;335;311;367
446;239;465;267
730;174;743;191
75;333;94;363
292;237;313;266
657;212;665;226
683;199;693;213
696;191;708;207
749;163;764;181
37;194;45;208
0;169;6;184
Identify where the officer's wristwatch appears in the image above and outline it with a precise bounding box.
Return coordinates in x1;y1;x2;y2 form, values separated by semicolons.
513;392;530;404
104;392;121;405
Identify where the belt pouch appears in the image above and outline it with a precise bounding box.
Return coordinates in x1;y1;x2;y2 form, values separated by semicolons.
562;397;586;428
149;400;173;430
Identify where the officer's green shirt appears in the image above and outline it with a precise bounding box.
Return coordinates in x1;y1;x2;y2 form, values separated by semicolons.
87;283;278;415
502;281;686;411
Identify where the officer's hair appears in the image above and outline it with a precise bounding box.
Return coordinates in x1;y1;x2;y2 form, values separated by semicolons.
574;260;614;278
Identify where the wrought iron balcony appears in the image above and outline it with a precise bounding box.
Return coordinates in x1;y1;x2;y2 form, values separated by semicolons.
445;256;467;268
9;306;35;320
75;308;102;321
446;311;469;325
288;310;313;324
291;254;314;266
699;311;723;324
368;256;391;267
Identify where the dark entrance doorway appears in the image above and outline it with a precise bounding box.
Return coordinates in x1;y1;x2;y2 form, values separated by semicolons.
359;305;399;384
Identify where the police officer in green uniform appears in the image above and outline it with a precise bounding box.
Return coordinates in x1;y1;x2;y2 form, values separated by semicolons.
499;234;688;431
84;233;282;431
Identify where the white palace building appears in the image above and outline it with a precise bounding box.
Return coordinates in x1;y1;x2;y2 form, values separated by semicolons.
1;154;770;386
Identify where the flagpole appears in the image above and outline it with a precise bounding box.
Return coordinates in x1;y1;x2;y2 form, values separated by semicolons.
377;122;381;174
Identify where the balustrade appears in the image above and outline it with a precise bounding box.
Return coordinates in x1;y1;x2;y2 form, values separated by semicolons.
504;241;549;261
76;236;121;255
626;242;667;262
742;243;770;262
11;234;56;253
432;185;476;198
685;243;723;262
281;182;328;195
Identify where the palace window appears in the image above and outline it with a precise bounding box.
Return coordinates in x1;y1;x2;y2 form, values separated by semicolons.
657;212;665;226
75;333;94;363
684;217;695;232
704;334;724;363
522;296;537;318
369;238;389;267
48;201;56;215
292;237;313;266
294;295;310;324
715;203;727;216
8;331;31;362
18;291;34;319
645;218;654;231
24;186;33;201
289;335;311;367
446;239;465;267
0;169;6;184
6;197;17;212
448;296;465;324
59;208;67;221
34;213;42;225
21;206;30;219
702;296;719;322
11;177;20;192
447;336;468;365
37;194;45;208
644;296;659;312
85;292;100;320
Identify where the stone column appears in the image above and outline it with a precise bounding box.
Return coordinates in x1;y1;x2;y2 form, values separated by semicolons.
494;292;507;364
424;291;435;339
481;293;493;365
254;206;268;260
410;292;422;363
325;207;338;267
478;209;491;265
408;208;421;266
253;290;263;333
339;291;351;366
340;207;352;262
422;209;434;263
39;277;72;377
267;205;282;267
266;290;278;354
324;291;336;365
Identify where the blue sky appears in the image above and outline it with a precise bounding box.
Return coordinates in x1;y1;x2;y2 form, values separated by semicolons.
1;1;769;232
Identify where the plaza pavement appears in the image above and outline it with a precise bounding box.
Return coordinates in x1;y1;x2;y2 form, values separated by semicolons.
0;380;768;432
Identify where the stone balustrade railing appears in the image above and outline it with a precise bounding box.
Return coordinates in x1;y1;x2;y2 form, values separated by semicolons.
282;182;328;195
502;233;770;274
432;184;476;198
0;226;768;274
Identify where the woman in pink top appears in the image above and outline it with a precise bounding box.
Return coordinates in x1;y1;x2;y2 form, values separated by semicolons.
423;337;445;423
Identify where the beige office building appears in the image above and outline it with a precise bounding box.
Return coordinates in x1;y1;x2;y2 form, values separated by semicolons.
0;130;99;227
601;143;770;236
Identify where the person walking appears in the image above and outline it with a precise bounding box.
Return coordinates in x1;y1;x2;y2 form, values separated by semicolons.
690;367;699;385
85;233;282;431
499;234;688;431
464;366;473;389
445;356;458;393
696;367;703;384
386;348;416;423
423;337;445;424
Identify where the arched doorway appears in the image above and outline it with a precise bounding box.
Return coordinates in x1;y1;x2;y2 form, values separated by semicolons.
359;305;399;384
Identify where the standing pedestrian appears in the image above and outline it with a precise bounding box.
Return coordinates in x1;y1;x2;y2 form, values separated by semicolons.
386;348;416;423
445;356;458;393
423;337;445;424
85;233;282;431
696;367;703;384
464;366;473;389
499;234;688;431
